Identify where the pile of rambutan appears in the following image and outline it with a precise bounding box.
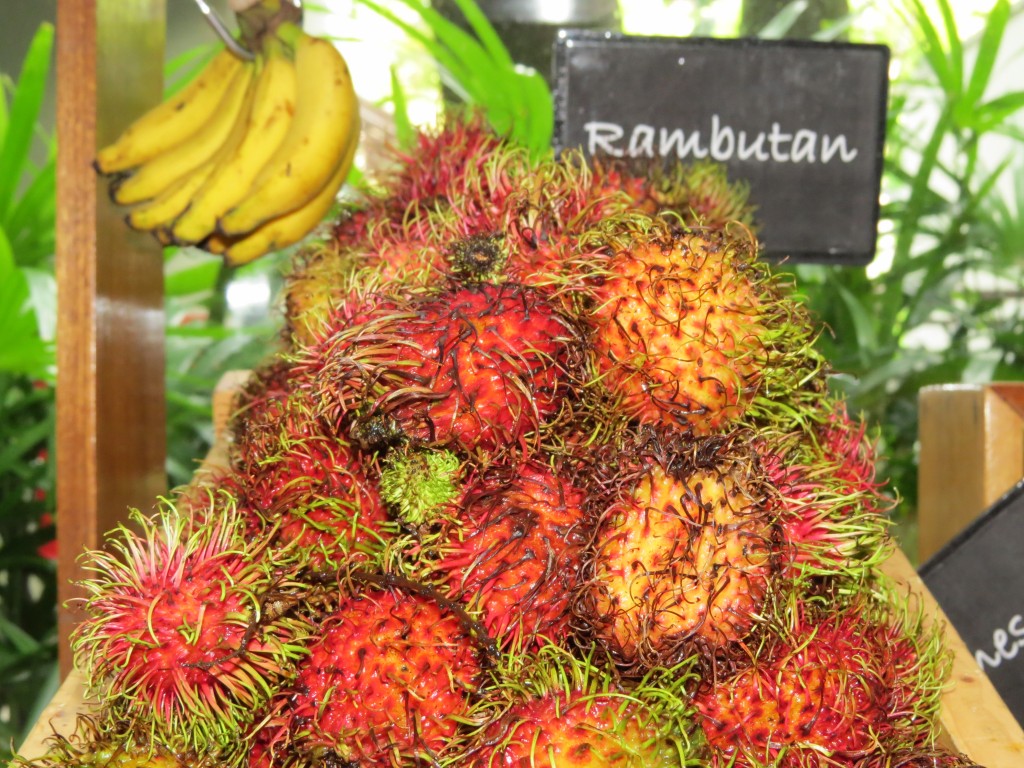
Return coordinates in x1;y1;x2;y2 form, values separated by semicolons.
21;115;985;768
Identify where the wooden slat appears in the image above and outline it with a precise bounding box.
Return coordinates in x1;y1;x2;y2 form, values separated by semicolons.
55;0;167;677
918;383;1024;563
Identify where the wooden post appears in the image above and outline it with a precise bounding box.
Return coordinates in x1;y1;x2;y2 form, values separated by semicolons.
918;383;1024;563
55;0;167;677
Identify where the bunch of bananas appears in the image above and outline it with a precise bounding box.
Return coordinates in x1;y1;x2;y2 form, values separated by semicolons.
95;18;359;266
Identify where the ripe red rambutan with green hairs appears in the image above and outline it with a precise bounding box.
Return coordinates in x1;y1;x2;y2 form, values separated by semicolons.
590;156;758;232
759;400;894;582
461;642;703;768
694;588;949;768
307;280;582;458
72;495;311;762
427;457;590;649
580;432;780;673
580;217;824;437
265;576;486;767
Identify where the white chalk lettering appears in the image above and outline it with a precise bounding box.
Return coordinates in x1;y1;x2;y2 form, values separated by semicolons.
628;124;656;158
710;114;735;162
584;121;624;157
658;127;708;159
822;133;858;163
582;118;859;165
791;129;817;163
738;130;769;161
768;122;793;162
975;614;1024;670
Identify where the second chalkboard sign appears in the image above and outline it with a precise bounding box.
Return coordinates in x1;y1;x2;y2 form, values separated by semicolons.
920;479;1024;728
552;33;890;265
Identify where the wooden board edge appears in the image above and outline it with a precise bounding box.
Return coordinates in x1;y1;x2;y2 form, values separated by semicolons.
13;669;93;761
880;547;1024;764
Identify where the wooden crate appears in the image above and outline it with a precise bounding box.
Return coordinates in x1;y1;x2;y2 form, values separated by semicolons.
918;383;1024;563
16;373;1024;766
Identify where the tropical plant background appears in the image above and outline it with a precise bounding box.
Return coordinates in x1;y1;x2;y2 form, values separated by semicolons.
2;0;1022;755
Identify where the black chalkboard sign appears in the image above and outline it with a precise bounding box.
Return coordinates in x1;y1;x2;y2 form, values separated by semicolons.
552;33;890;265
920;479;1024;727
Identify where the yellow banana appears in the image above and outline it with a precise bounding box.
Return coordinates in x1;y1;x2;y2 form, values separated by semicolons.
110;61;256;207
96;48;245;174
126;70;262;236
170;35;298;245
125;161;219;233
208;134;356;266
217;24;359;236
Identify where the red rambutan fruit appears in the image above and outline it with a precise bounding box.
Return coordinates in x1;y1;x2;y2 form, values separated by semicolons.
462;643;701;768
430;458;590;649
72;496;310;760
266;580;485;766
308;280;582;458
694;591;949;768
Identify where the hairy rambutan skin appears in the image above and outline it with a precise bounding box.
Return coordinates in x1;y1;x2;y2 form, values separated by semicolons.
582;435;779;672
72;499;310;762
270;586;484;767
8;716;191;768
590;156;759;232
431;459;590;649
241;430;391;568
461;644;702;768
760;401;894;583
582;219;822;437
308;281;582;458
694;592;949;768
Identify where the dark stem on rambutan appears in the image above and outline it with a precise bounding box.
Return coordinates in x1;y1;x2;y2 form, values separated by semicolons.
447;233;507;283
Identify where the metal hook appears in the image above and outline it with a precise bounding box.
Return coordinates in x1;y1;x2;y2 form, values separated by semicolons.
191;1;305;61
192;0;255;60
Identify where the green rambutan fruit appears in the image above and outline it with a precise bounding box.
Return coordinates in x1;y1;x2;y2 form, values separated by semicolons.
263;578;487;767
461;643;703;768
694;589;950;768
307;280;583;458
379;446;463;526
71;496;311;762
579;217;824;437
428;457;590;649
580;433;781;673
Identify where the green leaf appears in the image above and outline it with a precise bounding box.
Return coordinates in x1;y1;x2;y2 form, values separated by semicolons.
934;0;962;96
355;0;489;106
957;0;1008;123
0;23;53;221
390;65;416;151
5;151;55;266
446;0;515;71
972;90;1024;133
164;258;222;297
902;0;954;95
512;66;554;158
0;228;52;378
757;0;809;40
832;280;878;369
